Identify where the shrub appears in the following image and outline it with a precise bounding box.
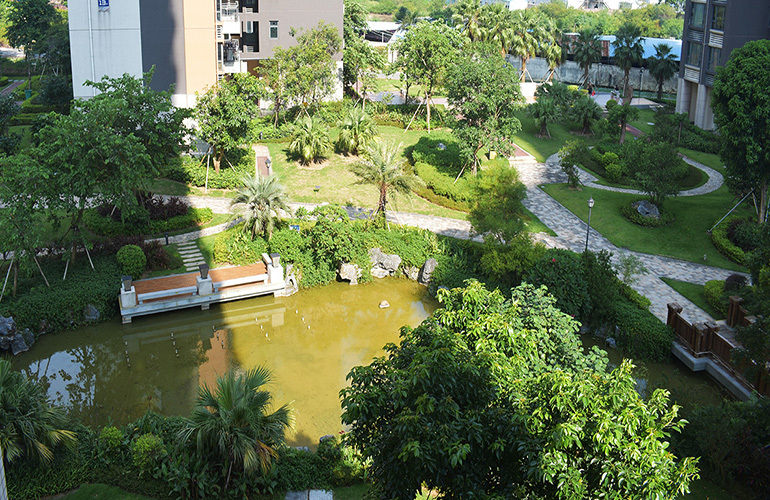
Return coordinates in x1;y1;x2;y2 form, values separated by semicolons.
116;245;147;279
84;207;213;237
525;248;589;319
704;280;728;316
272;447;331;491
558;141;589;188
131;433;166;476
612;301;673;361
619;282;652;309
99;426;124;452
711;216;749;265
604;162;623;183
413;162;474;205
162;155;253;189
621;202;675;227
317;436;367;486
728;219;762;252
725;273;748;291
409;132;463;170
213;227;269;266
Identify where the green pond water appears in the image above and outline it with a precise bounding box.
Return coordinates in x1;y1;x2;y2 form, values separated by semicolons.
13;278;730;448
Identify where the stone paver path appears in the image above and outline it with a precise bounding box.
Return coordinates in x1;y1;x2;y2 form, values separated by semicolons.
176;242;206;272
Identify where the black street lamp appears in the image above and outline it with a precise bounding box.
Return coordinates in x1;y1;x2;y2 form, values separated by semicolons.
585;197;594;252
265;157;272;176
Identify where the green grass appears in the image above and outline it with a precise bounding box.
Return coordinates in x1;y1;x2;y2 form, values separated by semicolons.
661;277;724;320
539;183;750;271
627;108;657;135
678;148;725;173
198;233;217;266
373;78;446;99
62;483;155;500
8;124;32;148
333;484;370;500
513;113;602;163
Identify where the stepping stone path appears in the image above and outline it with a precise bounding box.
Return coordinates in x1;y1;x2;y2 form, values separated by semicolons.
176;242;206;272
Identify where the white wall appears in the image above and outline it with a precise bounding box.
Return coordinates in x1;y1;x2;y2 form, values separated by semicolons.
69;0;144;98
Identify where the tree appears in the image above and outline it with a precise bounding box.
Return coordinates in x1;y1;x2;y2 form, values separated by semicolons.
5;0;58;89
445;49;524;174
231;174;289;241
178;367;291;489
568;93;603;135
528;97;559;138
336;107;378;156
541;35;564;82
558;140;589;188
510;10;548;82
712;39;770;225
624;138;681;206
573;28;602;86
396;21;461;132
605;98;639;144
0;359;77;466
341;281;696;499
478;3;513;54
468;163;527;244
342;37;385;108
349;140;415;218
342;0;369;93
451;0;483;43
612;23;644;100
647;43;678;99
289;114;332;165
0;95;20;155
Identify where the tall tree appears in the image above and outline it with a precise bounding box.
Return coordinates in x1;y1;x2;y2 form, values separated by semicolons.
349;140;415;218
342;0;369;93
479;3;513;54
712;40;770;224
647;43;678;99
569;93;604;135
451;0;483;43
573;28;602;86
605;99;639;144
178;367;291;489
231;174;289;241
612;23;645;100
510;10;548;82
396;21;461;132
529;97;559;138
468;164;527;244
5;0;58;89
445;49;524;174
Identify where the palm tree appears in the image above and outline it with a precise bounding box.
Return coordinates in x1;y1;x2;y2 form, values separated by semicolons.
573;29;602;87
178;367;291;489
612;23;644;101
568;94;603;135
289;115;331;165
231;174;289;240
646;44;679;100
336;107;378;156
542;35;563;82
349;140;415;218
452;0;483;42
0;359;77;466
529;98;559;138
479;3;513;55
510;11;547;82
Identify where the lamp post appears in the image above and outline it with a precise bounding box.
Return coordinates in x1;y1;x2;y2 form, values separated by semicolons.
265;156;272;176
639;67;644;100
585;197;594;252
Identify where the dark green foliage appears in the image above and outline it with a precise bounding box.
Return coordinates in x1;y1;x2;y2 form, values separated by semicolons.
362;226;440;269
468;164;527;244
619;281;652;309
37;74;72;112
162;154;255;189
622;138;684;206
305;205;371;283
727;218;762;252
710;216;749;265
116;244;147;279
409;131;463;170
84;206;213;237
413;161;473;206
317;436;367;486
558;140;590;187
581;250;621;327
525;248;590;318
6;447;91;500
213;227;269;266
612;301;674;361
272;448;331;491
732;317;770;386
703;280;728;317
131;433;166;476
479;236;546;290
621;202;675;227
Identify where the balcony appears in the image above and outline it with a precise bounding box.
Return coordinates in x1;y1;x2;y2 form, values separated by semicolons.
219;1;239;22
220;40;240;73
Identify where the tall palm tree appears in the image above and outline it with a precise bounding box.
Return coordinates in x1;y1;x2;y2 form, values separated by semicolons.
573;28;602;87
349;140;415;218
647;43;679;100
336;107;378;156
612;23;644;101
542;35;564;82
568;94;604;135
452;0;484;42
178;367;291;489
231;174;289;240
510;11;547;82
479;3;513;55
289;114;332;165
0;359;77;466
529;97;559;138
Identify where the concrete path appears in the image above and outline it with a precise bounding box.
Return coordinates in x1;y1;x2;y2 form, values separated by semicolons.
0;79;24;97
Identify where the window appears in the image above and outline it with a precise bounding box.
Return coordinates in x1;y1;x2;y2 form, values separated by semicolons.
686;42;702;67
269;20;278;39
244;21;254;34
690;2;706;29
707;47;721;71
711;5;726;31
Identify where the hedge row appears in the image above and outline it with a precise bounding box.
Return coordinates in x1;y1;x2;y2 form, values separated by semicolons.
413;162;473;205
84;207;214;237
163;156;253;189
711;215;749;265
621;203;675;227
612;301;674;362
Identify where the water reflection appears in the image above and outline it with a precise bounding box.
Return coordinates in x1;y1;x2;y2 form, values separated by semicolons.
14;279;436;446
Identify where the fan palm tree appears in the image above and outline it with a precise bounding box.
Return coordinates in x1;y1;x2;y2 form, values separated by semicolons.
0;359;77;466
647;43;679;100
231;174;289;240
178;367;291;489
510;11;547;82
542;35;564;82
568;94;604;135
479;3;513;54
350;140;415;219
289;115;331;165
452;0;484;42
612;23;644;100
529;97;559;138
336;107;378;156
573;28;602;87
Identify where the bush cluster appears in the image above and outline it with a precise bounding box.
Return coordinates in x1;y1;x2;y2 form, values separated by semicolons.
84;207;213;237
413;162;473;206
116;244;147;279
621;202;675;227
162;155;254;189
213;228;269;266
711;216;750;265
704;280;728;317
612;301;674;362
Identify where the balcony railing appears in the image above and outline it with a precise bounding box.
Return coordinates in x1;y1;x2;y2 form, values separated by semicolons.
220;1;239;21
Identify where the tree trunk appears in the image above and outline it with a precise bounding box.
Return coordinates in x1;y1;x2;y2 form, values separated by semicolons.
379;184;387;215
426;91;431;134
12;261;17;298
760;180;768;224
540;122;549;138
521;57;528;83
214;148;223;174
657;78;664;100
623;69;630;101
619;118;627;145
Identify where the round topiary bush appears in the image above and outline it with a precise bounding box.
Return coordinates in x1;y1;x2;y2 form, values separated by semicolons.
131;433;166;476
117;244;147;279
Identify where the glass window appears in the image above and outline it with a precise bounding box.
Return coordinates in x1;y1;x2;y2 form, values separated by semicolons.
686;42;702;67
690;3;706;28
707;47;721;71
711;5;726;31
269;20;278;39
244;21;254;34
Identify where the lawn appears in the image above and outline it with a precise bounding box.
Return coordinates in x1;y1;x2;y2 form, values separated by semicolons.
62;484;155;500
373;77;447;99
627;108;657;135
678;148;725;173
660;277;724;320
540;183;750;271
513;113;603;163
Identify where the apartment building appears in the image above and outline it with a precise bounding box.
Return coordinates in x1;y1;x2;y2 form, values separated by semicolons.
675;0;770;130
69;0;343;107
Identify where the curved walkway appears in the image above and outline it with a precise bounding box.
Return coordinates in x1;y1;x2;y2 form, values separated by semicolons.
544;153;725;197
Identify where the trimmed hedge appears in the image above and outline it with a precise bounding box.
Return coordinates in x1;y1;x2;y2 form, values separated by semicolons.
213;227;269;266
711;216;749;265
162;155;254;189
612;300;674;362
116;244;147;279
84;207;213;237
414;162;473;205
704;280;728;316
621;202;675;227
413;184;470;212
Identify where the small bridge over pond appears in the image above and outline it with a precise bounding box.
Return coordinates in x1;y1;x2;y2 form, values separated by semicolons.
119;253;288;324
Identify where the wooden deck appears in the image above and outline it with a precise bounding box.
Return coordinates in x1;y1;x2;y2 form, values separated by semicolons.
133;263;268;296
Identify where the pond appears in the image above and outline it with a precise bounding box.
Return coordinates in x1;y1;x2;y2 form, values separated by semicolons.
13;278;731;449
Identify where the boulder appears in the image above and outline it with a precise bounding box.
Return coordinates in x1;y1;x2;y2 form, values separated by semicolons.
11;333;29;355
379;300;390;309
21;328;34;348
632;200;660;220
338;263;362;285
418;258;438;285
0;315;14;337
283;264;300;297
369;248;401;278
0;334;10;351
84;304;101;322
403;266;419;281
